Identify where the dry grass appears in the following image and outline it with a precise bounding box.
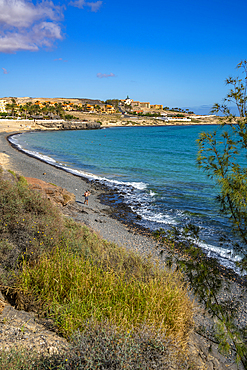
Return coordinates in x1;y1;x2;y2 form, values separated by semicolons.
0;169;195;366
18;245;193;343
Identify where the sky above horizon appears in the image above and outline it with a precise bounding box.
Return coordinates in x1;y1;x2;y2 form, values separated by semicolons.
1;0;247;114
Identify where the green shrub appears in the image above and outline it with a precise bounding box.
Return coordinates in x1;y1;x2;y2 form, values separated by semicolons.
0;174;63;285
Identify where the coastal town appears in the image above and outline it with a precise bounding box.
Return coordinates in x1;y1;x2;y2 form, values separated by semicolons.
0;96;217;131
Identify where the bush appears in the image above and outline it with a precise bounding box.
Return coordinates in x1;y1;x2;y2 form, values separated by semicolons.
0;323;195;369
0;173;64;286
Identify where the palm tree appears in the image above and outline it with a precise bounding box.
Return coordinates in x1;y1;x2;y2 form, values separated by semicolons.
5;103;12;116
41;105;48;117
22;105;28;119
18;105;25;118
55;103;64;118
32;104;40;115
6;98;17;117
20;102;32;119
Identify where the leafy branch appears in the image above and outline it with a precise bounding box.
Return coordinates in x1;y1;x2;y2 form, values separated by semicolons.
161;60;247;368
153;225;247;368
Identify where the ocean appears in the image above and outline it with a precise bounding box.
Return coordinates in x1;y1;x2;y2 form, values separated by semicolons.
10;124;243;271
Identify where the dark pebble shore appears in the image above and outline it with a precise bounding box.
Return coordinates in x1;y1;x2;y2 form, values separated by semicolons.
1;131;162;259
1;130;247;369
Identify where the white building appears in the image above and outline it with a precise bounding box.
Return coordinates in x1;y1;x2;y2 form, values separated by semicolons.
0;99;7;113
124;98;133;105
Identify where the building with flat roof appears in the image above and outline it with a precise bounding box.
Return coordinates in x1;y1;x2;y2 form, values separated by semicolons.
0;99;7;113
132;101;151;109
150;104;163;110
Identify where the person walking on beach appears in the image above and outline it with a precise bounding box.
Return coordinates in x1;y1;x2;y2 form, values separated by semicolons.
84;190;90;205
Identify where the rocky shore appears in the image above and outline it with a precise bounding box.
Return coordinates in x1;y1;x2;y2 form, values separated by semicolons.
37;120;101;130
0;119;101;133
0;129;246;369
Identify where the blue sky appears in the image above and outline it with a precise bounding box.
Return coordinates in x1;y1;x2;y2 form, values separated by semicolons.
1;0;247;114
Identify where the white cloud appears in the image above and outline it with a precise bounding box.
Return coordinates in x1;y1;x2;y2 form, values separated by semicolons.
0;0;63;53
54;57;68;62
2;67;9;74
97;72;115;78
0;0;62;28
0;0;102;53
0;33;38;52
86;1;102;12
32;21;62;43
69;0;102;12
69;0;86;8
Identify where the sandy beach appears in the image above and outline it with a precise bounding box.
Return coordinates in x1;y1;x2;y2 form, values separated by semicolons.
0;119;46;133
0;122;247;369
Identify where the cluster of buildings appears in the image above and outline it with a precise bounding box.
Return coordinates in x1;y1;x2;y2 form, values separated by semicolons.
0;99;7;113
0;98;117;115
0;97;165;116
83;103;115;114
121;98;163;111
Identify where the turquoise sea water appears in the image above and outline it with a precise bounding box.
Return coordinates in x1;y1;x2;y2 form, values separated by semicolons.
11;125;242;270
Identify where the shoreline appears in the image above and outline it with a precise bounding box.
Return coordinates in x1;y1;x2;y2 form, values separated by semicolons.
1;129;246;298
0;129;163;258
2;127;246;281
1;128;247;369
0;115;224;134
3;128;247;284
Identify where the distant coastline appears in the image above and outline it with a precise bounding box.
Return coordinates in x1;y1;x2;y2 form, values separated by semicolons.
0;114;222;134
0;114;224;182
